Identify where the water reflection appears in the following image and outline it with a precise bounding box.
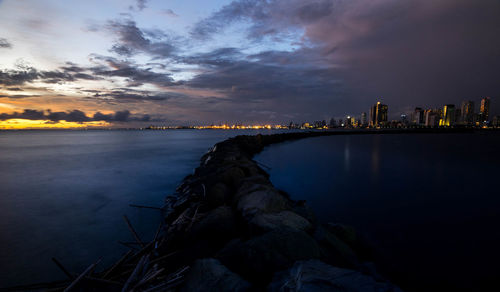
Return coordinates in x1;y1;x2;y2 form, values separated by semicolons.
256;133;500;292
344;136;350;171
371;135;380;182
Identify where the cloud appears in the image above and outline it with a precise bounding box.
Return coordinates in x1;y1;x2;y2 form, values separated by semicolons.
106;19;176;58
0;64;99;86
0;94;41;99
162;9;178;18
93;89;181;102
0;109;150;122
188;0;500;117
89;55;175;87
0;38;12;49
136;0;147;11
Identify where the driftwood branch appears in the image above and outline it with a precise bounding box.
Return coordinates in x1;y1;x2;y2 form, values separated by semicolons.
129;204;162;210
51;257;73;280
123;215;145;248
103;249;133;279
63;258;101;292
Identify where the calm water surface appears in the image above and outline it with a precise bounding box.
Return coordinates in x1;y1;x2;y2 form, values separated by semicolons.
0;129;278;287
256;133;500;292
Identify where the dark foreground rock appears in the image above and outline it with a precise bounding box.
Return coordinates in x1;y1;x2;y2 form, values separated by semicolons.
181;258;250;292
268;260;403;292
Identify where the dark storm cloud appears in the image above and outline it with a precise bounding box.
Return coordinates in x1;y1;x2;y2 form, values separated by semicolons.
98;90;180;101
0;37;12;49
189;0;500;117
93;110;150;122
0;109;45;120
180;47;242;66
0;65;99;86
106;19;176;58
0;67;39;86
46;110;91;122
0;94;41;98
0;109;151;122
89;55;175;87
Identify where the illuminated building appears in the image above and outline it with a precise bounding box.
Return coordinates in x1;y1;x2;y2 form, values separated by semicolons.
492;116;500;127
461;101;475;125
413;107;424;125
361;112;367;127
480;97;491;122
439;104;455;127
345;116;352;127
425;110;439;127
369;101;388;127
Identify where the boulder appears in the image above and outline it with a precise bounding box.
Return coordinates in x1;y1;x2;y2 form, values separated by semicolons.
188;206;238;241
325;223;373;261
268;260;403;292
236;188;290;217
216;228;321;285
314;226;359;268
292;201;317;227
249;211;313;233
325;223;358;248
235;175;272;198
219;166;246;188
181;258;250;292
207;183;230;207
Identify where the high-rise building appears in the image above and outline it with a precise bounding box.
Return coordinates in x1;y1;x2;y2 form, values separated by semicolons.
461;101;475;125
370;101;388;127
454;108;462;124
492;116;500;127
439;104;455;127
361;112;367;127
480;97;491;122
329;118;336;128
413;107;424;125
425;109;439;127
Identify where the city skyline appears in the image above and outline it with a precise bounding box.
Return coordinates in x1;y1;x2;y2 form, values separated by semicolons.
1;0;500;128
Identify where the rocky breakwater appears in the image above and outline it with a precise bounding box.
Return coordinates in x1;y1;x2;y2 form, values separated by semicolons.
161;132;403;291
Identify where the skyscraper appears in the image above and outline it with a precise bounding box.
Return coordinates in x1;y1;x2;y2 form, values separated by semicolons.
425;109;439;127
480;97;491;122
440;104;455;127
361;112;367;127
413;107;424;125
461;101;475;125
370;101;388;127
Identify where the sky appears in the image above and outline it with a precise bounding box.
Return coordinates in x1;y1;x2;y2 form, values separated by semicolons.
0;0;499;128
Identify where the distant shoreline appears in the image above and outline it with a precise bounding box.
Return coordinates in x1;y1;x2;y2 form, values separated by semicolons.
1;127;500;133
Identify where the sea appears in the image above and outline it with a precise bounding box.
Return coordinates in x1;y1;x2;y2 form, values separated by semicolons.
0;129;279;287
0;130;499;291
255;132;500;292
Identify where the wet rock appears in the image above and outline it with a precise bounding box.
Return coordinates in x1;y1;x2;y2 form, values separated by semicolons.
188;206;238;241
314;226;359;268
249;211;313;233
181;258;250;292
236;188;290;217
292;200;317;227
219;166;246;188
207;183;230;207
325;223;358;248
268;260;402;292
325;223;373;261
216;228;321;285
